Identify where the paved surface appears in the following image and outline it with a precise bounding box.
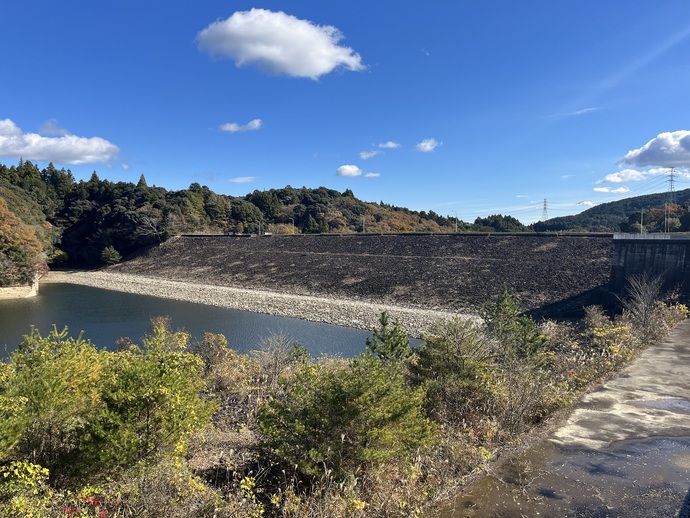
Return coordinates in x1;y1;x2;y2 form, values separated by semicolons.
443;320;690;517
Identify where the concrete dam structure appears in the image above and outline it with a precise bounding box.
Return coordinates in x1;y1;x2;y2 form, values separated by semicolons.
611;234;690;297
113;233;614;318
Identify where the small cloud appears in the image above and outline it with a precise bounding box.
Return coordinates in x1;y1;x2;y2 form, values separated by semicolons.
197;8;365;80
561;174;574;179
121;163;130;171
579;201;594;207
593;186;631;193
365;172;380;178
360;150;380;160
221;118;263;133
336;164;362;177
416;138;441;153
515;195;528;198
619;130;690;168
0;118;119;165
39;119;69;136
378;141;400;149
230;176;257;183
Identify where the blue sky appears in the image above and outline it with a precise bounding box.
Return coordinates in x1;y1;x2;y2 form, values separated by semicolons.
2;1;690;223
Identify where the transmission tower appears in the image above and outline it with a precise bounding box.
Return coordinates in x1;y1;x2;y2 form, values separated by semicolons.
541;198;548;221
664;168;676;233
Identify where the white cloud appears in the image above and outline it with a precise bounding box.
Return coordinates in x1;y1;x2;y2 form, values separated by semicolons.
378;141;400;149
230;176;257;183
599;167;670;184
0;118;119;165
336;164;362;177
197;8;365;80
365;172;380;178
416;138;441;153
360;150;380;160
220;118;263;133
579;201;595;207
620;130;690;168
593;186;631;193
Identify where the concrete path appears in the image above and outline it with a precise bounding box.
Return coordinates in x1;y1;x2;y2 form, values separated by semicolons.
444;320;690;517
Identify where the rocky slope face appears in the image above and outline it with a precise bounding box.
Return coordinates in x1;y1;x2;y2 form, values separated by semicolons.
110;233;613;317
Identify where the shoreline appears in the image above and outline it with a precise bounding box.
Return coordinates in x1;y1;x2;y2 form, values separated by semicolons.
42;270;471;338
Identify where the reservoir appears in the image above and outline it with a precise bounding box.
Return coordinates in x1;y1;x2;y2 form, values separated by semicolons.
0;283;373;358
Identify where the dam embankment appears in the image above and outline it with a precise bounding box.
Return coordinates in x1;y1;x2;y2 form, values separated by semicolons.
109;233;613;317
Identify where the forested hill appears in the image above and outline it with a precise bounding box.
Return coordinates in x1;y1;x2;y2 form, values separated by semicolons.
534;188;690;233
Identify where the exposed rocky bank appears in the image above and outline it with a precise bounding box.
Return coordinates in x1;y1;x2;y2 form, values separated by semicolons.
110;233;613;316
45;234;612;336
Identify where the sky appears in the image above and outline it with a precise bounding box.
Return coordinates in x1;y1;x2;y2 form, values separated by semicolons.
2;1;690;224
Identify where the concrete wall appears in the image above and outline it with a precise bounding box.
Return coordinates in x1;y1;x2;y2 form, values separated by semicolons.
610;236;690;296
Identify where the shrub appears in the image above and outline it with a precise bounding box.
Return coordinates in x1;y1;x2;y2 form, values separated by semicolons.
0;318;216;488
481;288;547;360
411;317;500;427
258;355;437;480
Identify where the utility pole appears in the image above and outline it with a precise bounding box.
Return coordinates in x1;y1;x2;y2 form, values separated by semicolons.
453;210;458;233
640;209;644;234
541;199;548;221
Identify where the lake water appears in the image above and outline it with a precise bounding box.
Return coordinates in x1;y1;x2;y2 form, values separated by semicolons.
0;283;374;358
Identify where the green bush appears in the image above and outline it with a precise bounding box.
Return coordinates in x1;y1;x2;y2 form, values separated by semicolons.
412;317;500;427
258;355;437;479
0;318;216;488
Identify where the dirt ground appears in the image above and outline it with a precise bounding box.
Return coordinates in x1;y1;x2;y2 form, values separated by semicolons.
110;233;613;318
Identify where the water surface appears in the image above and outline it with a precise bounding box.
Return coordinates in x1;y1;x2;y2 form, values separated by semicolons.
0;284;372;358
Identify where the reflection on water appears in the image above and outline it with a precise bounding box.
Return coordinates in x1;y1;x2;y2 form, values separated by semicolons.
0;283;373;358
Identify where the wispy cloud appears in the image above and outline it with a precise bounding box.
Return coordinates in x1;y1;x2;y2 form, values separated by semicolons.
416;138;441;153
547;107;599;119
336;164;362;177
220;118;263;133
593;186;631;193
230;176;257;183
197;8;365;80
360;150;380;160
378;141;400;149
365;172;380;178
0;118;119;165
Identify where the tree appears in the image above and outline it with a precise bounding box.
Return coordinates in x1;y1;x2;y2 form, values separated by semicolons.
365;312;413;363
100;245;122;265
258;355;436;478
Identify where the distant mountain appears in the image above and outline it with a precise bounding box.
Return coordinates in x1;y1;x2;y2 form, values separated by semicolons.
532;189;690;232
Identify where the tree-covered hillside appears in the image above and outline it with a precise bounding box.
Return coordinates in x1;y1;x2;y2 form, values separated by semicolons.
534;189;690;232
